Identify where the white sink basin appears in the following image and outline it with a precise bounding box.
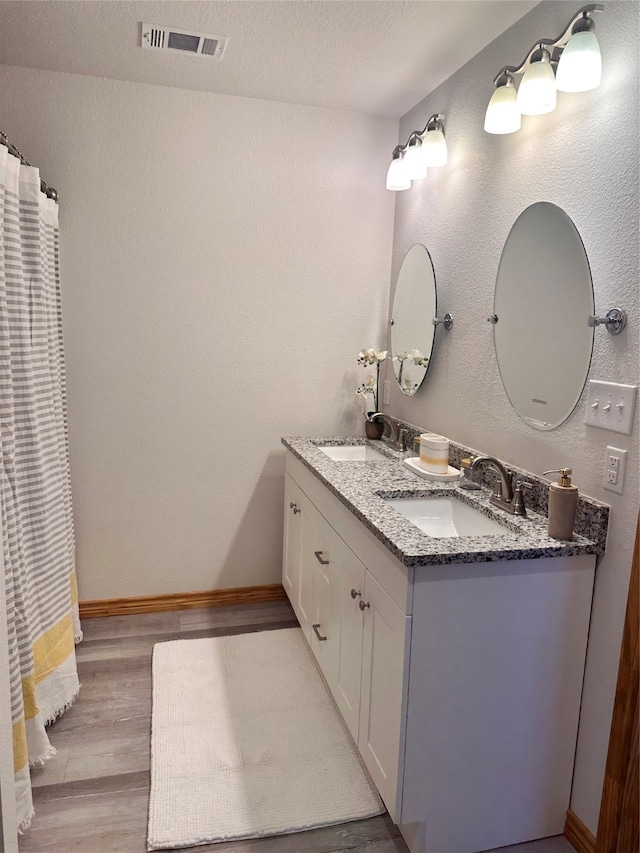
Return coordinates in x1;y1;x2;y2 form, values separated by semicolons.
319;445;388;462
385;496;507;538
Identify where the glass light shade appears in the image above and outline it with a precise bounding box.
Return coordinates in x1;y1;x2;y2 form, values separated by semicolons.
517;57;557;115
556;30;602;92
484;83;522;134
403;143;428;180
423;129;447;166
386;157;411;191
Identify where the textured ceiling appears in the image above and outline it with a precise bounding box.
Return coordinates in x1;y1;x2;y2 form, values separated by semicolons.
0;1;539;117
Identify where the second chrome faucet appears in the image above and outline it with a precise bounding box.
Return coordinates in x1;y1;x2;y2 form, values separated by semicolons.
469;456;527;516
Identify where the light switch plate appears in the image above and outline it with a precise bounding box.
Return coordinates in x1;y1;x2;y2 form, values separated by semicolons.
585;381;637;435
383;381;391;406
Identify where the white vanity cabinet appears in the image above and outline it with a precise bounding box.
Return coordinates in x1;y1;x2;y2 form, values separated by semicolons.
282;450;596;853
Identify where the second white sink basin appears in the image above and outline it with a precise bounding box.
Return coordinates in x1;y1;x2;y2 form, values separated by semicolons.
319;445;388;462
385;496;507;538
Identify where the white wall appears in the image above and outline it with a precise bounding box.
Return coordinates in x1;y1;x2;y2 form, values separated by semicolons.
0;66;397;600
386;1;639;835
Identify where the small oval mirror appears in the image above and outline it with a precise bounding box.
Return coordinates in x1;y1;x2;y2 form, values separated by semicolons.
391;244;437;396
494;202;595;430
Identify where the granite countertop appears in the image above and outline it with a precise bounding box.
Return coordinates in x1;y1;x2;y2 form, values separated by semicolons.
282;436;603;568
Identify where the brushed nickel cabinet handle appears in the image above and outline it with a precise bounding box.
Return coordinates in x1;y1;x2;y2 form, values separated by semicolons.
359;600;370;611
350;589;361;599
314;550;329;565
312;623;327;641
292;504;300;514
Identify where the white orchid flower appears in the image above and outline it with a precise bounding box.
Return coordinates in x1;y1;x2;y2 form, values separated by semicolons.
358;348;388;366
355;349;387;413
408;348;429;366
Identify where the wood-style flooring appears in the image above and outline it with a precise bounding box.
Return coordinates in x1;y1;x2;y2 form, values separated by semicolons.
19;601;576;853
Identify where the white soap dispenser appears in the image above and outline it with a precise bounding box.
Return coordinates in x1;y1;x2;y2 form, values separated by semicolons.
544;468;579;540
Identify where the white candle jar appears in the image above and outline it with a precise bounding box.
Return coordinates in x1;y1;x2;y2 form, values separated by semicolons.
419;434;450;474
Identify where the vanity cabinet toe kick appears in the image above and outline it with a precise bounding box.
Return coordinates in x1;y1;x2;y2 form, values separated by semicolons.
282;450;596;853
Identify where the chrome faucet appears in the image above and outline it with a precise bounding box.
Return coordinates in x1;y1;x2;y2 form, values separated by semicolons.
469;456;527;516
368;413;407;452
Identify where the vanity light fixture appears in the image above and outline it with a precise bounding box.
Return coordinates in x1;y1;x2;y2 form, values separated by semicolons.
516;47;557;115
403;135;428;180
386;148;411;191
484;72;522;134
484;4;604;134
385;114;447;191
422;115;448;166
556;13;602;91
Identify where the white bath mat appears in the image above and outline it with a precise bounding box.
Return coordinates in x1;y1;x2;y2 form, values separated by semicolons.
148;627;383;850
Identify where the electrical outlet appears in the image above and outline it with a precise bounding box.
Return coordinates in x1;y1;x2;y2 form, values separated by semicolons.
383;381;391;406
603;445;627;494
585;381;637;434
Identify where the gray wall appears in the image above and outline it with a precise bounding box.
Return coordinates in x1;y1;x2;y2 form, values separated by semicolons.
386;0;639;835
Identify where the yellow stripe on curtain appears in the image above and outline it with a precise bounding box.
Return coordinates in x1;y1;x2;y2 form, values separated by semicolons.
21;673;38;720
13;613;76;773
33;613;75;686
19;612;76;723
12;718;28;773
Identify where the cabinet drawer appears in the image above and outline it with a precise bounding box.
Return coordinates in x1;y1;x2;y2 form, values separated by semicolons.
309;521;341;687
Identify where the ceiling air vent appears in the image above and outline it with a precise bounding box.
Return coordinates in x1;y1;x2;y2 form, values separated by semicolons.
141;24;227;59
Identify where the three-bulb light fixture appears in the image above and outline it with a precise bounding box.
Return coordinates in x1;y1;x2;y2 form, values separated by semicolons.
386;114;447;191
484;4;604;135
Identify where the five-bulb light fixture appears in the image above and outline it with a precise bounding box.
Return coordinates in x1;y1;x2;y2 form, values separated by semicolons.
386;114;448;191
484;4;604;135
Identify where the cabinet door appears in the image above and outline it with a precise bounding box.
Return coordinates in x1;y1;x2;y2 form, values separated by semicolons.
282;475;314;638
296;492;318;640
309;521;341;687
358;571;410;823
334;545;366;741
282;474;302;606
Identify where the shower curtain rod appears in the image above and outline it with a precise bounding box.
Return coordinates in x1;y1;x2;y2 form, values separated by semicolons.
0;131;59;201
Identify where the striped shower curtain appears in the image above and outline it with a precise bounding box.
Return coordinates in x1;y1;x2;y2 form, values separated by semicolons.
0;145;81;831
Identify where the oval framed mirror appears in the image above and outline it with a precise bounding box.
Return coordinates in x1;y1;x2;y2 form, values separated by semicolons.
391;244;437;396
494;202;595;430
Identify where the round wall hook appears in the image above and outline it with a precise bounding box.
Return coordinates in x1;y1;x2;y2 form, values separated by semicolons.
433;313;453;331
